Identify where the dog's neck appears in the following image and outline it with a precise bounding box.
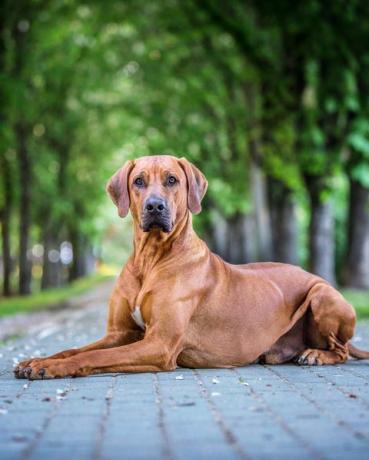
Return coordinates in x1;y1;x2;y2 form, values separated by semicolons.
130;212;202;279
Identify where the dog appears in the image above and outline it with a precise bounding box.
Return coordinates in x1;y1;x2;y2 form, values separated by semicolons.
14;155;369;379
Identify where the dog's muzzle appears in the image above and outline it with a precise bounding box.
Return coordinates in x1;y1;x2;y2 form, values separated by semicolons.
141;196;172;233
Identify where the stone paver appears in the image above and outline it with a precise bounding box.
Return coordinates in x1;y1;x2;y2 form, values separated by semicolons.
1;283;369;460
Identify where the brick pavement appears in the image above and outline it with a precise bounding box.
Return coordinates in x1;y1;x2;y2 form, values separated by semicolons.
1;283;369;460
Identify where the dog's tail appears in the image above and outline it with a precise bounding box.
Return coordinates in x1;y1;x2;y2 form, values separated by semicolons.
348;342;369;359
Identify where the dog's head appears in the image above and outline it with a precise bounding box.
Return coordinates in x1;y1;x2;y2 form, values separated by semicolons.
106;155;207;233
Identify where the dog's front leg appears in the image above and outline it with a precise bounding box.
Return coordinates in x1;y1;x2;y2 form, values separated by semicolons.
24;297;193;379
14;329;144;378
24;335;181;379
23;294;195;379
15;288;142;378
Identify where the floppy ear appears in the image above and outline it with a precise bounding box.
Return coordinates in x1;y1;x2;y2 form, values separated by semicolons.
106;160;134;218
178;158;208;214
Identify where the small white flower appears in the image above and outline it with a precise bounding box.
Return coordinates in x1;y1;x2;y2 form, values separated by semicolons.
175;375;184;380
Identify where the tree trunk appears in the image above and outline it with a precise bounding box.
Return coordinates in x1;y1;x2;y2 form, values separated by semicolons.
41;226;62;290
0;154;13;296
69;230;94;281
204;209;228;259
268;177;298;265
41;230;51;290
12;7;33;295
84;243;95;275
345;178;369;289
226;213;256;264
210;161;273;263
250;161;273;261
243;82;274;262
0;213;12;296
69;230;82;281
0;210;12;296
0;8;13;296
40;139;69;289
15;122;32;295
306;183;336;285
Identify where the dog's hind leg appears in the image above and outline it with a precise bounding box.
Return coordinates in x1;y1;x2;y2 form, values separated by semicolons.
296;283;356;366
260;316;306;364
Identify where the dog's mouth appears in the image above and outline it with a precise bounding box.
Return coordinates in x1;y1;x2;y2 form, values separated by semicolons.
141;217;172;233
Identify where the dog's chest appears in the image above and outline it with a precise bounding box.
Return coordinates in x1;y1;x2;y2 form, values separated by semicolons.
131;305;146;330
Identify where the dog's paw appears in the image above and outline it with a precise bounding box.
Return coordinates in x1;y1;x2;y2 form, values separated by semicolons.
14;358;46;379
295;349;323;366
23;358;82;380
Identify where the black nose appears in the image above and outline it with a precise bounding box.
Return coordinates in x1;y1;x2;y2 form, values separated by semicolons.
144;196;167;214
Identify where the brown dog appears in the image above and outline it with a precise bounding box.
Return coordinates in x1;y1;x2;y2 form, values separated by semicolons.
15;155;369;379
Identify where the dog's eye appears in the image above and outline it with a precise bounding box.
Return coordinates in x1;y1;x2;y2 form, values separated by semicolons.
167;176;177;186
134;177;144;187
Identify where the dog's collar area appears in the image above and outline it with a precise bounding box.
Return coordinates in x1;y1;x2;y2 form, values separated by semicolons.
131;305;146;330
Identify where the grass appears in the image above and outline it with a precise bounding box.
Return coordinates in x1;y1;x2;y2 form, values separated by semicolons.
340;288;369;319
0;273;114;317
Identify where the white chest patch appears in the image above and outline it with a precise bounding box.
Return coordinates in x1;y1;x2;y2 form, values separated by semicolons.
131;305;145;330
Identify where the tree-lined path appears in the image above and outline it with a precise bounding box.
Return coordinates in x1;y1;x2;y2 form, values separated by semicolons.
2;1;369;300
1;282;369;460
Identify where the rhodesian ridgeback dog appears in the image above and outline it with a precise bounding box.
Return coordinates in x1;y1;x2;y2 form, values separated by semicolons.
15;155;369;379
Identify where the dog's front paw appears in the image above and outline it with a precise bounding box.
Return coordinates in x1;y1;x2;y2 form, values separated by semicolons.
14;358;46;379
21;358;82;380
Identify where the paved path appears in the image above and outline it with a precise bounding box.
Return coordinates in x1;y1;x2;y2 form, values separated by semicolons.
1;282;369;460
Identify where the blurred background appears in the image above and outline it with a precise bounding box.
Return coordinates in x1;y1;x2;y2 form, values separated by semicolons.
1;0;369;313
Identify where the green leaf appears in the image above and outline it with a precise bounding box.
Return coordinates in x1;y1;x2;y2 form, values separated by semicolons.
350;163;369;187
348;133;369;157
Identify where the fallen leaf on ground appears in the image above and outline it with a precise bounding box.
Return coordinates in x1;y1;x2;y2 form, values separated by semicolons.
56;388;67;399
11;434;28;443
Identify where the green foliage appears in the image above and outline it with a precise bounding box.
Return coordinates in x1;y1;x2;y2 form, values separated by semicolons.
1;0;369;296
341;289;369;319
